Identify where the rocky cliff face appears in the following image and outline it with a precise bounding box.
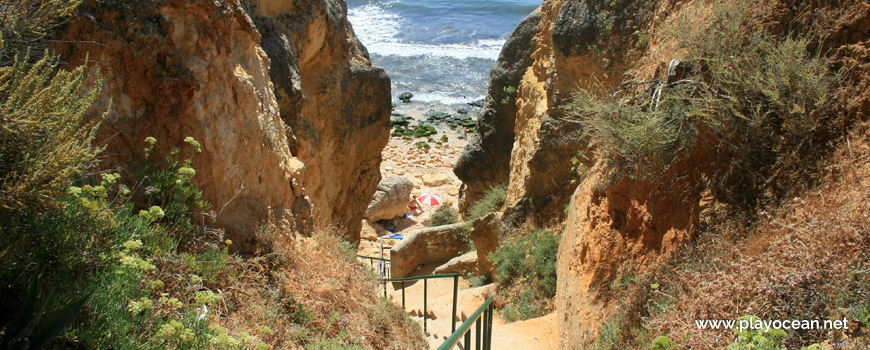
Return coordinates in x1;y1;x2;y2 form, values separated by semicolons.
454;8;540;211
503;0;657;225
53;0;389;250
456;0;656;224
251;0;391;240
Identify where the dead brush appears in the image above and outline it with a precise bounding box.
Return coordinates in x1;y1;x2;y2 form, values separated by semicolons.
628;121;870;349
217;228;426;350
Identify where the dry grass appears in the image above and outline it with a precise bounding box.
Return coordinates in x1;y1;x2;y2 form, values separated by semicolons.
630;121;870;349
218;229;427;349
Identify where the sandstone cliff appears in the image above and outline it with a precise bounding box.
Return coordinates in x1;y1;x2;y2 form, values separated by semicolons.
251;0;391;240
53;0;389;250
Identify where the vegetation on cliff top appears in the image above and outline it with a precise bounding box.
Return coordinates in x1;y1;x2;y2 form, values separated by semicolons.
573;0;837;208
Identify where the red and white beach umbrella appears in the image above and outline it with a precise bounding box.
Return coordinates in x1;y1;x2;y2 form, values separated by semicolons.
417;193;443;206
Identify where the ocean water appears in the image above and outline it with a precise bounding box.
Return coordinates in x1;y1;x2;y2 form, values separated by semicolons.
347;0;540;112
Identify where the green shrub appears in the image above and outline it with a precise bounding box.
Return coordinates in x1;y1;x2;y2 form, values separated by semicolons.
133;136;211;234
427;204;458;227
491;229;560;321
466;184;507;222
466;275;489;288
0;133;260;349
572;0;836;205
650;335;672;350
728;316;787;350
0;43;106;210
634;30;650;48
596;316;625;350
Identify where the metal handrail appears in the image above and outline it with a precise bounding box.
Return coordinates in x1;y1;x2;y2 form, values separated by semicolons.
357;255;391;278
437;297;494;350
356;255;390;262
382;273;458;281
380;273;459;334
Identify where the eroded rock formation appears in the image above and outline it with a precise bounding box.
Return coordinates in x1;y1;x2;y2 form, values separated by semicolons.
53;0;390;251
454;7;541;210
251;0;391;241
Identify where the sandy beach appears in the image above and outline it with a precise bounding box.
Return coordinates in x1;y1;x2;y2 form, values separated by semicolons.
357;108;471;257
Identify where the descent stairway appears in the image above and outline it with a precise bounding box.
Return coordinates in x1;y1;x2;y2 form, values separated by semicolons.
382;265;558;349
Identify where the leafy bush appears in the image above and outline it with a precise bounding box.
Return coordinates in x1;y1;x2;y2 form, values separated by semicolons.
134;136;211;235
650;335;672;350
728;316;787;350
466;274;489;288
572;0;836;205
466;184;507;222
427;204;458;227
490;229;560;321
0;134;262;349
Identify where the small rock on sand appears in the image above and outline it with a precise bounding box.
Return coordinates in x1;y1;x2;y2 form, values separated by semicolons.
422;172;451;186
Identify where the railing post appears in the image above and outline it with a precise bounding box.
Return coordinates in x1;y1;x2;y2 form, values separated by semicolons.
452;274;458;334
401;281;406;310
485;304;493;350
475;316;481;350
464;327;471;349
434;297;493;350
383;279;387;299
423;279;428;333
481;308;489;349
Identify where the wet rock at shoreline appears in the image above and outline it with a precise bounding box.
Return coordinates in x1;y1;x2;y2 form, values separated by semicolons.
399;92;414;103
467;99;485;108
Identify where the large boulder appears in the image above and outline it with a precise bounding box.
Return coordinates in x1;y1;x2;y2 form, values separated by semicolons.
433;251;479;276
390;222;470;278
421;172;452;187
364;175;413;222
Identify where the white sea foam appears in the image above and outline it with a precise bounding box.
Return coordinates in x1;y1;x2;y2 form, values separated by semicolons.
366;41;503;60
348;3;504;60
348;3;402;44
403;92;486;105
